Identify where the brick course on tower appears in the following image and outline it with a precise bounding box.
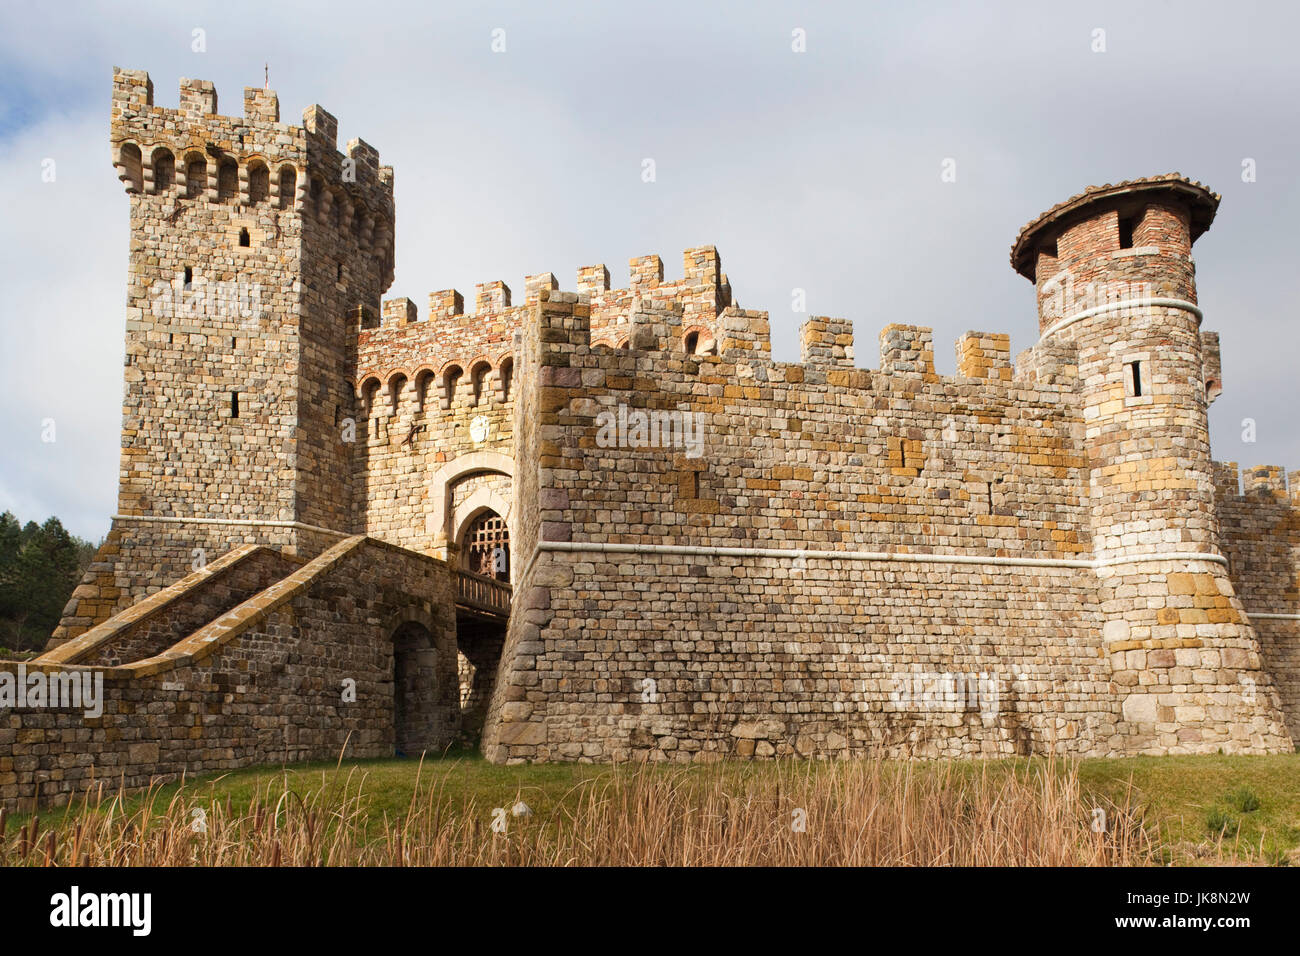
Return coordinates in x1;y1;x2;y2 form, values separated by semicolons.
0;70;1296;809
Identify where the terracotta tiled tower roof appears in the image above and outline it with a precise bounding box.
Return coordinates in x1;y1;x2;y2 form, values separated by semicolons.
1010;173;1219;280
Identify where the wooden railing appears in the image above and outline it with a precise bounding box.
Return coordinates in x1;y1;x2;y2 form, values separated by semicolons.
455;569;512;616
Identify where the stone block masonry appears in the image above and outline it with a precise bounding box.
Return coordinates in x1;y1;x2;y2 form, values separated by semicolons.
4;537;457;811
482;274;1291;762
77;67;397;640
1215;463;1300;741
5;70;1296;807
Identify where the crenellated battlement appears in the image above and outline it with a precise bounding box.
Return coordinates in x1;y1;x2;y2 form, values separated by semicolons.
353;247;740;419
110;67;394;279
578;246;732;349
799;316;854;367
1214;461;1300;506
356;245;1077;409
355;284;1087;424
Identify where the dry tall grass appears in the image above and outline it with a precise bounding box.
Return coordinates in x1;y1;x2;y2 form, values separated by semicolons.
0;757;1154;866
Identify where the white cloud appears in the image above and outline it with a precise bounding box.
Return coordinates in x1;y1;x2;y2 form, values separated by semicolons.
0;111;124;540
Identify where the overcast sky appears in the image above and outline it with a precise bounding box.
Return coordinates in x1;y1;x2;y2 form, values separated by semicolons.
2;1;1298;542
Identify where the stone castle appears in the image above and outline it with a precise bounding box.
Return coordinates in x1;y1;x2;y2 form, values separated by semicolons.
2;68;1297;808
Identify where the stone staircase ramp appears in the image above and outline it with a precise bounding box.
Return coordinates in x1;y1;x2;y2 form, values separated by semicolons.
112;535;368;679
34;545;307;668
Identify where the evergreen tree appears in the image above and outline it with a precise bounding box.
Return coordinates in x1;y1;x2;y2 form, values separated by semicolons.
0;511;21;622
0;512;99;653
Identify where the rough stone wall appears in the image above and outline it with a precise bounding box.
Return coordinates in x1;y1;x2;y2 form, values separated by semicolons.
61;549;302;668
1093;559;1289;753
56;69;393;646
484;293;1120;762
3;538;457;811
51;518;313;646
527;300;1092;558
503;555;1113;761
354;291;519;555
1216;465;1300;741
481;289;556;751
349;247;732;558
295;107;394;535
452;473;512;513
484;228;1295;761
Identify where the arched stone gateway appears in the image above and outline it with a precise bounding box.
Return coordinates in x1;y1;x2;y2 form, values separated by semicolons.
427;451;514;562
458;506;510;580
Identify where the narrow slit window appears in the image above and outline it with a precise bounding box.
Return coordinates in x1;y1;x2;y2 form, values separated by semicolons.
231;391;240;418
238;227;250;247
1128;360;1143;397
1118;216;1135;249
183;266;193;287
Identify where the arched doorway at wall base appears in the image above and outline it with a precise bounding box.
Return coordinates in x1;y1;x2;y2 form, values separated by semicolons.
386;606;459;758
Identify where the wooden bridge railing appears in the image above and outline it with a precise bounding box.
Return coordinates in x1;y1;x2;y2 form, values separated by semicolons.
454;569;512;616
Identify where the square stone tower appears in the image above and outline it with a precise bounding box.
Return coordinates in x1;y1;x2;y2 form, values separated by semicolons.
51;69;396;643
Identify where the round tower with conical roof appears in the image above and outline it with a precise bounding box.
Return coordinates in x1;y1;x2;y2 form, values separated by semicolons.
1013;174;1220;565
1013;175;1291;753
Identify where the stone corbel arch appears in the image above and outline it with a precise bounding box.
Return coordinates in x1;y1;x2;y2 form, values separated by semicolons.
427;451;514;560
382;605;438;637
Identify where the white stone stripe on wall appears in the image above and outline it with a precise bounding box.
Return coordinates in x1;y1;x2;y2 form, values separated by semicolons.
535;539;1228;570
1040;297;1203;340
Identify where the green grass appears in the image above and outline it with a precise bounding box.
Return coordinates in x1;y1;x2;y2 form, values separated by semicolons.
30;747;630;839
1228;786;1262;813
1074;753;1300;863
19;750;1300;864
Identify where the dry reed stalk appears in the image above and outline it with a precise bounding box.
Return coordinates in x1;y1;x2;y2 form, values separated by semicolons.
0;757;1158;867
